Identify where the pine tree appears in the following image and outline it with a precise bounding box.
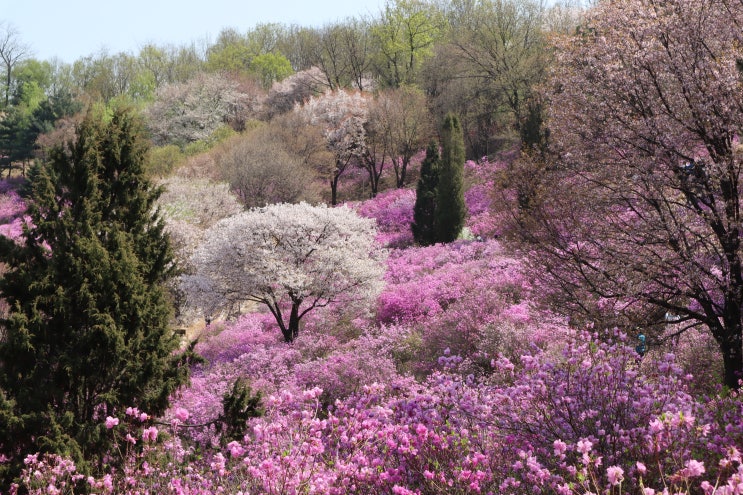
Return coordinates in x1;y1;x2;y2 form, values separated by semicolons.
433;113;466;243
0;107;192;482
411;140;440;246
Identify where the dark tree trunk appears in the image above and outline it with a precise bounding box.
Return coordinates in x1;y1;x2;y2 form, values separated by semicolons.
396;157;410;188
365;162;380;198
279;323;292;343
721;337;743;390
393;158;404;188
287;303;300;343
720;323;743;390
330;176;339;206
279;302;301;343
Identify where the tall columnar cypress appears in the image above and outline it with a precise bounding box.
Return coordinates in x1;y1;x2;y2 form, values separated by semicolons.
412;140;440;246
0;107;192;483
434;113;466;243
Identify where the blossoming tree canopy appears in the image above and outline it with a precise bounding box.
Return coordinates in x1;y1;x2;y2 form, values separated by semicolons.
185;202;386;342
538;0;743;387
295;89;370;205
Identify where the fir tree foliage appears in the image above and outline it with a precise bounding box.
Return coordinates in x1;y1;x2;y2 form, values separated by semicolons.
433;113;466;243
0;106;191;482
411;140;440;246
218;378;263;444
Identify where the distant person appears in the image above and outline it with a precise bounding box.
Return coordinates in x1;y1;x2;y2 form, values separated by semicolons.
635;333;647;359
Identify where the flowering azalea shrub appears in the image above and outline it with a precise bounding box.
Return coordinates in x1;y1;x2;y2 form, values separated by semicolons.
379;240;528;324
13;333;743;494
377;238;569;374
170;315;302;445
293;347;400;409
168;311;403;444
463;156;510;239
0;179;28;241
491;333;696;466
191;312;282;364
351;187;416;248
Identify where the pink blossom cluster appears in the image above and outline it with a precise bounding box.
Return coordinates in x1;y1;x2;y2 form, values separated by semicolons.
379;239;528;324
14;334;743;494
463;156;511;239
0;181;28;241
350;187;416;248
377;238;570;374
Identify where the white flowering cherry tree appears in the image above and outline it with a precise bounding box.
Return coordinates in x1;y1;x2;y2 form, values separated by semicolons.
295;89;370;205
185;202;385;342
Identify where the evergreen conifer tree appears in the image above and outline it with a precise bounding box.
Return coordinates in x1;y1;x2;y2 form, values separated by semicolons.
411;140;440;246
0;107;191;482
433;113;466;243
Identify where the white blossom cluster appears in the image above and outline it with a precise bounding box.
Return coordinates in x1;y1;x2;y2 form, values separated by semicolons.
157;177;242;260
295;89;370;165
183;202;386;322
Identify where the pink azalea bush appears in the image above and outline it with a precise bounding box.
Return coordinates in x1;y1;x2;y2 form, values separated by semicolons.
14;333;743;494
168;310;402;444
293;347;400;408
350;187;416;248
377;238;569;374
464;156;509;239
0;179;28;241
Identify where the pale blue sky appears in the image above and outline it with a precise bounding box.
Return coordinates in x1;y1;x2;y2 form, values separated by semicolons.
2;0;385;64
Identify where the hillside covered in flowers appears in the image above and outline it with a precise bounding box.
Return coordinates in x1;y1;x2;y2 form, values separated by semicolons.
1;0;743;492
2;148;742;494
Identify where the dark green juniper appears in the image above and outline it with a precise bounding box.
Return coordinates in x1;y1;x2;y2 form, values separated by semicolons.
411;140;440;246
0;106;193;486
433;113;466;244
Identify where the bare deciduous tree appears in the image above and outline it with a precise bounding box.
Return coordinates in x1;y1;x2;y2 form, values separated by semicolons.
215;126;322;208
0;22;30;108
375;86;433;188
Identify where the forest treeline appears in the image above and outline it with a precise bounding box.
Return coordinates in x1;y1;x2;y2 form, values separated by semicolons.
0;0;581;183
